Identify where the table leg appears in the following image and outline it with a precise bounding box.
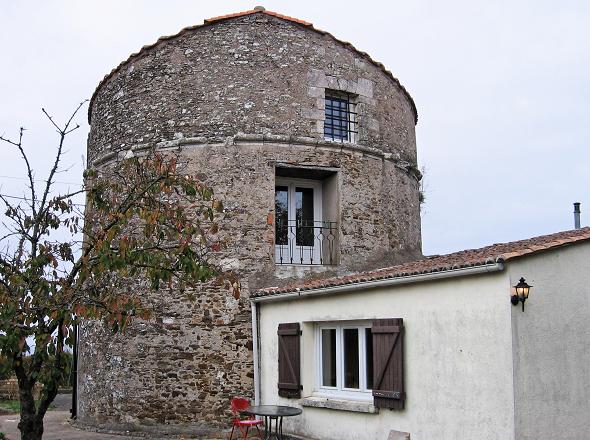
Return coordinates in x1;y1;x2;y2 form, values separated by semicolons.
264;415;270;439
262;416;282;440
258;415;287;440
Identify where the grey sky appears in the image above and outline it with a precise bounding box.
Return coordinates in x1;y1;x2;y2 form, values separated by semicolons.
1;0;588;256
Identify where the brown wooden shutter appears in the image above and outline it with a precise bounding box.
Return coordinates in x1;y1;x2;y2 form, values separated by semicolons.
277;322;302;398
372;318;405;409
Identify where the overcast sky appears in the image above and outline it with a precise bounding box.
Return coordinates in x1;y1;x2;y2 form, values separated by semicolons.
1;0;588;256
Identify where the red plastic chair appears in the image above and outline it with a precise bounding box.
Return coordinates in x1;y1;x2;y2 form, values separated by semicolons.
228;397;263;439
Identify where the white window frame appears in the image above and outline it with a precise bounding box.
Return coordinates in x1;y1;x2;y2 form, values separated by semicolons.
274;177;323;265
314;321;373;401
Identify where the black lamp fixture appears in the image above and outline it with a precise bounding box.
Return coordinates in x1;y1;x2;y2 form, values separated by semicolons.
511;277;532;312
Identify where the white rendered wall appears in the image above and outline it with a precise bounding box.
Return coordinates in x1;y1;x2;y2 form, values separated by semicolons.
257;272;515;440
509;242;590;440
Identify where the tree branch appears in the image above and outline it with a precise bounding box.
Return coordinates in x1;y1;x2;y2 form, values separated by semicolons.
0;128;38;216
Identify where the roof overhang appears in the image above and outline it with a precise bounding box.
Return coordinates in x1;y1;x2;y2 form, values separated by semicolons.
252;261;505;303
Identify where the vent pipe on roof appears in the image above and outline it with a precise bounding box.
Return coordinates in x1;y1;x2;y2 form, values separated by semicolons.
574;202;581;229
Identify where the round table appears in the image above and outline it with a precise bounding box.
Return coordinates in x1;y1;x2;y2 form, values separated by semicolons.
242;405;302;440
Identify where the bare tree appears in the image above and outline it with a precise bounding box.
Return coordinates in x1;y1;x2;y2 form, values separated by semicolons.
0;103;236;440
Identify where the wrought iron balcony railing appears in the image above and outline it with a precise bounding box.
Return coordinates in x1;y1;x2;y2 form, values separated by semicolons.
275;220;338;265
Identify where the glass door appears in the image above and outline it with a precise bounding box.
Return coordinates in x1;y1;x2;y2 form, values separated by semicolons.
275;178;322;264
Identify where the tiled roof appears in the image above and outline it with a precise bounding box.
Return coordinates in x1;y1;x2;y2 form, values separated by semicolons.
253;227;590;298
204;9;312;27
88;9;417;124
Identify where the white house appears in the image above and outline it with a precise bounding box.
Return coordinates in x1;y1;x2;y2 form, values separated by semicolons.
251;227;590;440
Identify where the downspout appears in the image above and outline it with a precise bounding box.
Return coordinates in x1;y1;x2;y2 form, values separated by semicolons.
251;301;261;405
71;321;78;419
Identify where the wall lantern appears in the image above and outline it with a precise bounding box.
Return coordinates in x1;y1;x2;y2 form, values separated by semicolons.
511;277;532;312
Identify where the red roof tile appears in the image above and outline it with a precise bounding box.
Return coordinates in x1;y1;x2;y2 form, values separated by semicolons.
205;9;312;27
254;227;590;298
88;9;417;124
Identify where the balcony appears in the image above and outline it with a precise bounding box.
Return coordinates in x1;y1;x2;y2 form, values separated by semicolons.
275;220;338;265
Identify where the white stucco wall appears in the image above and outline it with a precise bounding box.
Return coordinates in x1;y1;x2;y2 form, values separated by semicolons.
509;242;590;440
257;271;516;440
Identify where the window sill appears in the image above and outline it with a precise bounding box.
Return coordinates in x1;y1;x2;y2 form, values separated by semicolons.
301;396;378;414
323;138;357;145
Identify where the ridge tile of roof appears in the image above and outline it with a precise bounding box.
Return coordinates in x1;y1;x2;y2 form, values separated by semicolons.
254;227;590;298
205;9;313;27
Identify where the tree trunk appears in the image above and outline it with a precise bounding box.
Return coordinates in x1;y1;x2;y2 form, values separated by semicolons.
18;411;44;440
15;367;44;440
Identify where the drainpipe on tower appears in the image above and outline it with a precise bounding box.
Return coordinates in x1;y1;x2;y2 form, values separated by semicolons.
71;321;78;419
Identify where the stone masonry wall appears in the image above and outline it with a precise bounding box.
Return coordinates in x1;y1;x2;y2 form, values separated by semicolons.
79;12;422;433
0;378;19;400
88;14;417;165
0;378;41;400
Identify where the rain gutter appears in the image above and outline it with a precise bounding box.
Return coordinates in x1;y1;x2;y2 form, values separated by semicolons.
252;262;505;304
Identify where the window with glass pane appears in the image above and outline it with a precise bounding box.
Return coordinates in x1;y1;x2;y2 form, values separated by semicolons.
275;186;288;245
325;96;348;141
295;187;314;246
324;92;357;143
274;178;324;265
317;323;372;397
321;329;337;387
343;328;359;389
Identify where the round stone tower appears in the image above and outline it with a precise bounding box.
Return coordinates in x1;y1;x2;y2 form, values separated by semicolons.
78;8;422;435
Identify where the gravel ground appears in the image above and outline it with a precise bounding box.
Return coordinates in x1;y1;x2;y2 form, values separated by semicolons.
0;395;228;440
1;411;227;440
51;393;72;412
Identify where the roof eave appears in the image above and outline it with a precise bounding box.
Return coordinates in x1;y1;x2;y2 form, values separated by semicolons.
252;261;505;303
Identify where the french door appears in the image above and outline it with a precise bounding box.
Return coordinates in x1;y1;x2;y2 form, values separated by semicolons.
275;178;323;265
